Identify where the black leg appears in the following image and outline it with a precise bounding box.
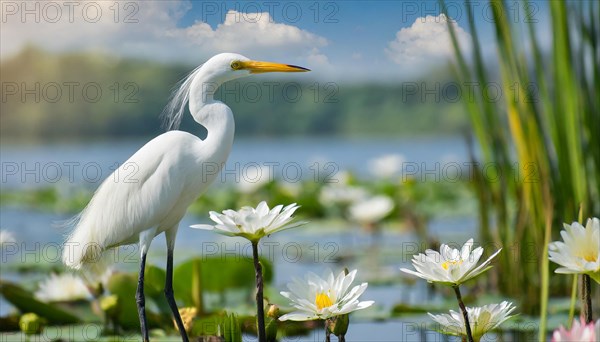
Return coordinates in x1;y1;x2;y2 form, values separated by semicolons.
165;249;189;342
136;252;150;342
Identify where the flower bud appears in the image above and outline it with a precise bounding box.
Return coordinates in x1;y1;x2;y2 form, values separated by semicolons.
329;314;349;337
267;304;280;318
19;313;46;336
100;294;120;318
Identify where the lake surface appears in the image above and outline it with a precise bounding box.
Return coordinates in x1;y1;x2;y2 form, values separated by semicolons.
0;136;468;189
0;137;474;341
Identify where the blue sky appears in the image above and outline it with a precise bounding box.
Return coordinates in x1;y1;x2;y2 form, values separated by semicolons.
177;0;550;68
1;0;552;81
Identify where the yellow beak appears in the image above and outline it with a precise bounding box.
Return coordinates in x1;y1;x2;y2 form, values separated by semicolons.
238;60;310;74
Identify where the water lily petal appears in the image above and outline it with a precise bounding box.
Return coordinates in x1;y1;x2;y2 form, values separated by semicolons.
402;238;502;285
279;269;373;321
549;217;600;274
190;224;215;230
279;311;319;321
192;201;304;242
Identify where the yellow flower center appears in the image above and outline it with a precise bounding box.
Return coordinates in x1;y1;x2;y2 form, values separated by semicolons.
442;260;463;270
315;292;333;310
582;252;597;263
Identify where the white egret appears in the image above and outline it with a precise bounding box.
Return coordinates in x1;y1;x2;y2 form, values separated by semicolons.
61;53;309;341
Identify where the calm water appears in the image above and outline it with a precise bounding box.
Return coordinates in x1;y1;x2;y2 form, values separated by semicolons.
0;136;467;189
0;137;473;341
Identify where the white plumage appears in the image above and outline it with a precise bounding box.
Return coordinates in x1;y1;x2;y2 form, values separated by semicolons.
60;53;309;342
63;130;228;269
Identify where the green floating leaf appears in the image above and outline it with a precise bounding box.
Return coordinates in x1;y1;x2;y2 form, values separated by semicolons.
173;256;273;310
144;265;172;317
105;272;140;329
0;280;80;324
0;315;20;332
105;270;164;330
277;320;318;338
190;315;220;337
391;302;445;316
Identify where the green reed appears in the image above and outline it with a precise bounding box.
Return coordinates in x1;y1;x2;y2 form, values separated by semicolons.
441;0;599;333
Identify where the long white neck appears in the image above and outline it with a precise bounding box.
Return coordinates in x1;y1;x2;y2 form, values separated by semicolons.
188;71;235;162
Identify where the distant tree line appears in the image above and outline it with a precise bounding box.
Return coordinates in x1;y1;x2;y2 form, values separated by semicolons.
1;46;466;142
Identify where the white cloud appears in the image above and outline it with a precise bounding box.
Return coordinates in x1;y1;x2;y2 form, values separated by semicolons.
0;1;327;65
1;1;184;56
385;14;470;68
306;48;329;66
168;10;327;59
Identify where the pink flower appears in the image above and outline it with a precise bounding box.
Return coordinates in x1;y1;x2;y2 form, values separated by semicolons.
552;318;598;342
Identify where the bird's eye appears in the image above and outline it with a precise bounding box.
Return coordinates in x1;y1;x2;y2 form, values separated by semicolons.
231;61;241;70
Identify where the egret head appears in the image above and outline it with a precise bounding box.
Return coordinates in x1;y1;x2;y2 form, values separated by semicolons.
162;53;309;130
201;53;310;83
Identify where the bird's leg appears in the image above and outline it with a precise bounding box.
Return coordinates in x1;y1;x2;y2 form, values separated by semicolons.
165;248;189;342
136;252;150;342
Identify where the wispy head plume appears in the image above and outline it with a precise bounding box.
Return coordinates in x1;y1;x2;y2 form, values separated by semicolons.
160;63;204;131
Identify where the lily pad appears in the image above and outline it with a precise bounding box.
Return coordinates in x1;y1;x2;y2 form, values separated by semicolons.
391;302;447;316
173;256;273;311
0;280;79;325
105;270;166;330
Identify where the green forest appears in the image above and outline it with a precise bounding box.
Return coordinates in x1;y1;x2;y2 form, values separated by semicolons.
1;46;466;142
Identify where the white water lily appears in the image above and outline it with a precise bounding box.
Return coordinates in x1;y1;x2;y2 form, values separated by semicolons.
548;217;600;283
368;154;405;179
429;301;516;340
348;195;394;223
319;184;368;206
552;318;598;342
400;238;502;285
35;273;92;302
279;269;374;321
191;201;304;243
